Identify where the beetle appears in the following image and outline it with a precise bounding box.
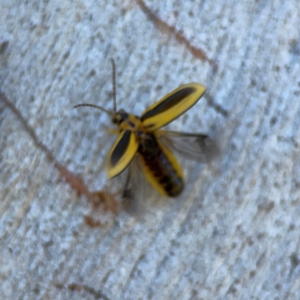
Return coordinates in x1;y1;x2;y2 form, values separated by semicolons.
74;59;214;202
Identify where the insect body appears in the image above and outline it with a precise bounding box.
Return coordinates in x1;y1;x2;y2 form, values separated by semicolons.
109;110;185;197
75;60;209;199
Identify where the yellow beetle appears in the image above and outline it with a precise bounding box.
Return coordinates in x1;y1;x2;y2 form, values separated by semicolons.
75;60;214;200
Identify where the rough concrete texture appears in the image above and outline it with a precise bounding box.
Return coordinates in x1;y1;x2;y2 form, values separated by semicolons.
1;0;300;299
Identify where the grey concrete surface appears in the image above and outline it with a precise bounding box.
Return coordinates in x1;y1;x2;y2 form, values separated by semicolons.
1;1;300;299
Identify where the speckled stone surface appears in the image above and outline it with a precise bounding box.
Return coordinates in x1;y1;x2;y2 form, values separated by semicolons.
1;1;300;299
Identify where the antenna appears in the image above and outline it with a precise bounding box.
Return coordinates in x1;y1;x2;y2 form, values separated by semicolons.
73;103;112;115
111;58;117;113
73;59;118;116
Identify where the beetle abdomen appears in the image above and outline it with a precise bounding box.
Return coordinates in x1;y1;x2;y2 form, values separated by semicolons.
138;134;184;197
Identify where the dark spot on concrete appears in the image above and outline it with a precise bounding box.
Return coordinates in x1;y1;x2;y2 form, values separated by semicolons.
0;39;9;54
270;116;277;125
289;224;295;231
258;201;275;213
251;78;257;86
290;253;300;269
261;85;267;92
257;233;265;240
249;270;256;278
247;237;254;246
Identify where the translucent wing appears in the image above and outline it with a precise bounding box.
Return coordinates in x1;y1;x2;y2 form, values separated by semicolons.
106;130;139;178
157;130;219;163
121;156;150;216
141;83;206;131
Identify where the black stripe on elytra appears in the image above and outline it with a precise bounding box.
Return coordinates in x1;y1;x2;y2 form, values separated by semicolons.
141;87;196;121
111;130;131;167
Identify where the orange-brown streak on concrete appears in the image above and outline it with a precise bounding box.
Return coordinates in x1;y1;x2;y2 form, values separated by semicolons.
84;215;104;228
0;91;120;215
0;91;91;198
55;283;109;300
90;190;119;214
68;283;109;299
0;91;90;198
136;0;218;70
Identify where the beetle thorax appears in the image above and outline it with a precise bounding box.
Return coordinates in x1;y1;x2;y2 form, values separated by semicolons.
113;110;144;133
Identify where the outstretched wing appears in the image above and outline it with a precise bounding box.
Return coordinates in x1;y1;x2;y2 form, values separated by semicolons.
141;83;206;131
121;156;150;216
157;130;219;163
